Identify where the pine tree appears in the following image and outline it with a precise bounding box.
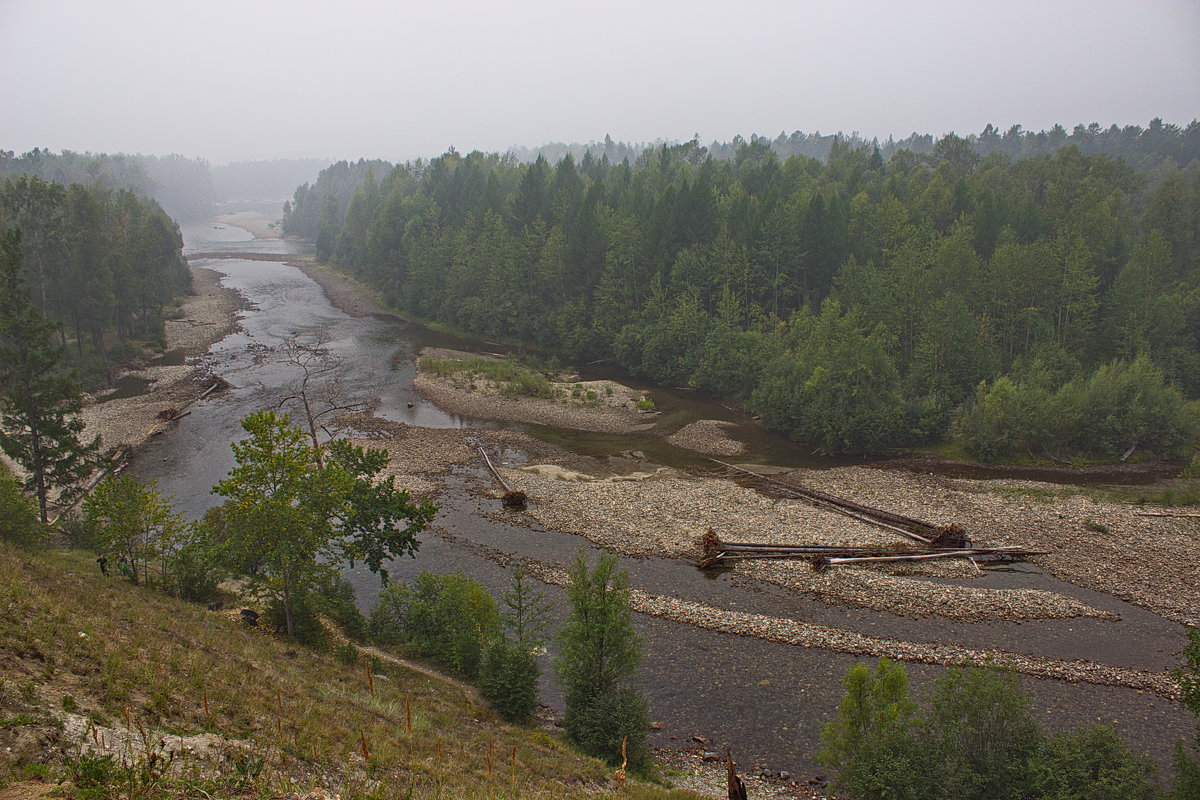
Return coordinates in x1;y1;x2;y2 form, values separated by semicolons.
0;229;99;522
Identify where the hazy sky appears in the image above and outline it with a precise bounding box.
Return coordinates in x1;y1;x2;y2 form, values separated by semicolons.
2;0;1197;165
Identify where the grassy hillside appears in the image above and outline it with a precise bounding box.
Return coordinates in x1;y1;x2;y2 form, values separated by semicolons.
0;543;705;799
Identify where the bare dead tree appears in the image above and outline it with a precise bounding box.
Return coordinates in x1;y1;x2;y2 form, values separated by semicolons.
272;334;372;467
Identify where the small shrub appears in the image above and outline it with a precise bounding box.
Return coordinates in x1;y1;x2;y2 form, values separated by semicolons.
107;341;143;364
266;596;326;648
23;762;51;780
479;636;539;723
61;695;77;713
160;537;222;603
1084;519;1110;534
313;576;367;642
60;754;117;797
335;642;360;666
370;572;499;679
1033;725;1156;800
0;475;42;546
635;398;656;410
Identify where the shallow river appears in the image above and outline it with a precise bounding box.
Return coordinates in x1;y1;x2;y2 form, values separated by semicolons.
127;216;1191;778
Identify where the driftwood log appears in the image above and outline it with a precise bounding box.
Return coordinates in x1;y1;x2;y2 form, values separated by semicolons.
478;446;527;509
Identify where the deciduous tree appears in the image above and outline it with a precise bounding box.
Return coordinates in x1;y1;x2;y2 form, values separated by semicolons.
209;409;435;638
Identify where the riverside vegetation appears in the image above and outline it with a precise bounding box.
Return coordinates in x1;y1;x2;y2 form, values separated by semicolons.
0;538;704;799
286;120;1200;459
0;421;687;797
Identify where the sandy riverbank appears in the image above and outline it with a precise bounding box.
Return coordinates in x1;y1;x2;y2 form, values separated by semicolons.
215;210;281;239
413;371;654;434
76;266;246;455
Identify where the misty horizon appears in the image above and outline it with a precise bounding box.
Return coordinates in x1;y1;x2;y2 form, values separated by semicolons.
2;0;1197;166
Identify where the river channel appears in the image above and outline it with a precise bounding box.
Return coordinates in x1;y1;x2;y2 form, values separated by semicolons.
126;214;1192;780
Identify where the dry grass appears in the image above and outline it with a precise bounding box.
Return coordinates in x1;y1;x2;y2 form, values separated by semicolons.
0;542;705;800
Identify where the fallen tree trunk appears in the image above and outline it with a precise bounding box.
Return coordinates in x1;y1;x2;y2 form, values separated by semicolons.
707;459;942;544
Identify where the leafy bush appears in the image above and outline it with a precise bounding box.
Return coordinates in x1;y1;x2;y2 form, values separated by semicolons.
312;575;367;642
266;594;326;648
751;300;905;454
479;567;552;724
0;474;42;546
818;660;1173;800
160;532;222;603
479;636;539;723
961;356;1200;462
927;666;1042;800
369;571;499;679
1033;725;1157;800
817;658;928;800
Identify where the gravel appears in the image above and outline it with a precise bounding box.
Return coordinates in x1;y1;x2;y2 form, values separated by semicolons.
514;556;1179;700
666;419;747;456
496;463;1116;622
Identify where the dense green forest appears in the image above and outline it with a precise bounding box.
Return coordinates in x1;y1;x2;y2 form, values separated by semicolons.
0;175;191;379
290;121;1200;458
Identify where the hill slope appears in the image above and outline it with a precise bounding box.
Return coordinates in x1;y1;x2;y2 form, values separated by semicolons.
0;543;705;799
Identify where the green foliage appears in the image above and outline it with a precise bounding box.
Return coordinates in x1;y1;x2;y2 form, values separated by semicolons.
0;473;42;546
751;300;905;454
555;550;649;770
479;566;554;723
927;666;1042;800
312;574;368;642
369;571;499;679
816;658;927;800
961;356;1200;461
84;476;186;586
0;175;191;381
158;532;222;603
289;125;1200;462
479;636;540;723
500;565;554;651
818;659;1176;799
1033;725;1157;800
418;357;555;399
206;410;436;639
0;228;100;522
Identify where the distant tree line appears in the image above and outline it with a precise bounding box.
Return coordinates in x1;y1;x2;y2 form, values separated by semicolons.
0;149;331;220
285;123;1200;458
510;118;1200;173
0;176;191;379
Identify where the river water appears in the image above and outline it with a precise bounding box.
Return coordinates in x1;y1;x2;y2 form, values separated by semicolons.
126;216;1191;778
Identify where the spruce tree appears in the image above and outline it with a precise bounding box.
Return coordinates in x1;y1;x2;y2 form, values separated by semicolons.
0;229;99;522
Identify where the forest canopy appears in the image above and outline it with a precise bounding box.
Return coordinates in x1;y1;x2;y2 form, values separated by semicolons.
286;120;1197;457
0;175;191;381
